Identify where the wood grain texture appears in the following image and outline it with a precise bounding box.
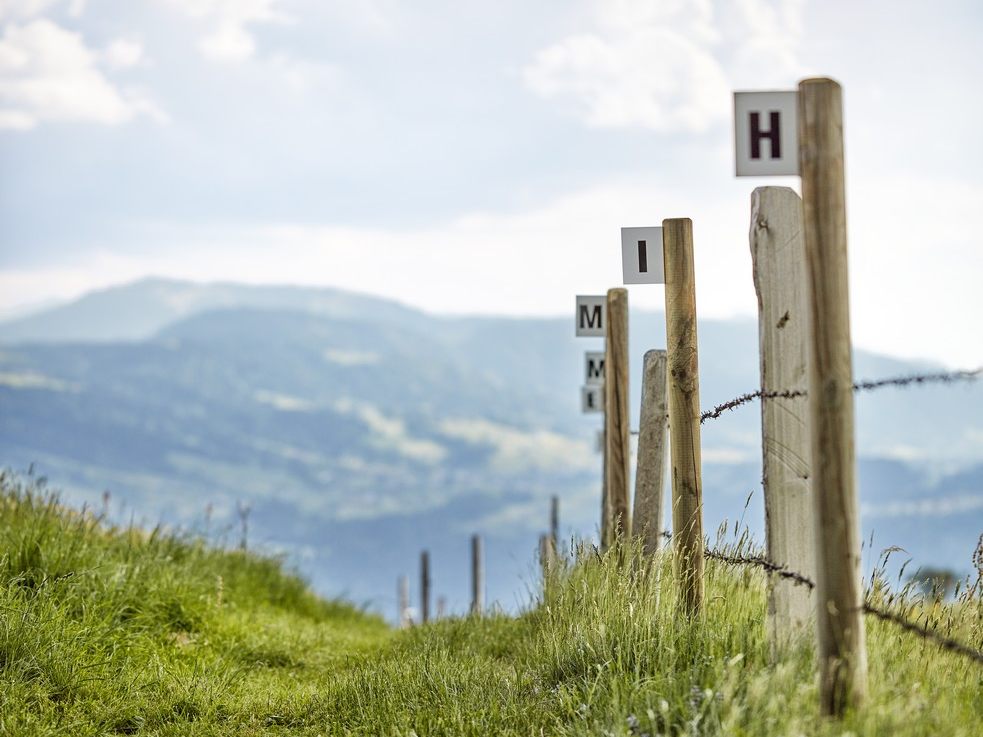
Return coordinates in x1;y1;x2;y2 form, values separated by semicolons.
798;77;867;715
632;349;668;556
662;219;704;614
604;288;631;545
750;186;816;652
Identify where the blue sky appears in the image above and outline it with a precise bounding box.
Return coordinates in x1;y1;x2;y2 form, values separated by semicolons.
1;0;982;366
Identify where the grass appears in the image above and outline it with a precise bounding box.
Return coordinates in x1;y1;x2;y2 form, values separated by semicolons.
1;471;981;736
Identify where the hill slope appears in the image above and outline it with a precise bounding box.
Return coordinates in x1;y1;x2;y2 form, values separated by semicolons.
1;475;980;736
1;279;981;615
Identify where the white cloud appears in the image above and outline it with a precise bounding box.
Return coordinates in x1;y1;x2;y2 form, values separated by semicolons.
0;19;164;129
523;0;804;132
102;37;143;68
439;418;594;473
0;0;85;20
163;0;289;63
334;399;447;464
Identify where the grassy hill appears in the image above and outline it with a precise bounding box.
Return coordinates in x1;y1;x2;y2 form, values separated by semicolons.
1;472;981;736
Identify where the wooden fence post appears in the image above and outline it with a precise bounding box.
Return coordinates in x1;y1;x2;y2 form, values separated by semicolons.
662;218;704;615
799;77;867;715
471;534;484;616
603;288;631;547
398;575;411;628
632;349;669;556
420;550;431;624
750;186;816;652
540;533;557;581
550;495;560;554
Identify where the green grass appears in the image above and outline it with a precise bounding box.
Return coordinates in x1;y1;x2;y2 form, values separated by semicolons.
1;471;981;736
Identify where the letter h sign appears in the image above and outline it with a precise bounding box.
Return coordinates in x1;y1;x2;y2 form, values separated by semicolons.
734;91;798;176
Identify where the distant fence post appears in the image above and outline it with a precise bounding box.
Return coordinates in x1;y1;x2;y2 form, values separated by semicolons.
539;533;556;581
632;349;668;556
603;287;631;547
420;550;431;624
398;575;411;628
750;186;816;653
436;596;447;619
471;534;484;616
550;495;560;555
799;77;867;715
662;218;704;615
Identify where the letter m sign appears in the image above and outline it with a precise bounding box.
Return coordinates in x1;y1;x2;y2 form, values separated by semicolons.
575;295;606;337
733;91;799;176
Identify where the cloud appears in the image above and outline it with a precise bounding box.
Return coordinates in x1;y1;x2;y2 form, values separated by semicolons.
523;0;804;132
102;37;143;69
162;0;289;63
334;399;447;465
0;0;85;21
0;19;164;129
439;418;595;473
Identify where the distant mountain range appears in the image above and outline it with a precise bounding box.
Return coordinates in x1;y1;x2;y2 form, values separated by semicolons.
1;278;981;617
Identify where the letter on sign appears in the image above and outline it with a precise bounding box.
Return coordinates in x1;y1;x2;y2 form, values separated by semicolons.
575;295;606;337
584;351;605;385
621;227;664;284
581;385;604;414
733;91;798;176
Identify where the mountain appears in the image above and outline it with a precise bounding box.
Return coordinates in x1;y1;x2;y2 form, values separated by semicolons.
1;279;981;616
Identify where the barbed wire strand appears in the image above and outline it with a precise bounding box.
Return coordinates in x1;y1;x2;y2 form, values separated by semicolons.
702;545;983;666
700;367;982;424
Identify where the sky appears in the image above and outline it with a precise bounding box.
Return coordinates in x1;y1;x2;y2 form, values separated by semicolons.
0;0;981;367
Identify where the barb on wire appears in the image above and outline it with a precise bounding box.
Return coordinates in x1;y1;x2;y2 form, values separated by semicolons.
704;547;815;590
862;601;983;666
700;367;982;425
700;544;983;666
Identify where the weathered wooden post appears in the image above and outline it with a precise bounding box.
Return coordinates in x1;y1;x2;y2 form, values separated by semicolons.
735;78;867;715
436;596;447;619
799;77;867;714
604;288;631;547
750;187;816;651
398;575;411;628
662;219;705;615
471;534;484;616
420;550;431;624
632;349;669;556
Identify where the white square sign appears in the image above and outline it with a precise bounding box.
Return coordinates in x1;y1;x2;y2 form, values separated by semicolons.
734;91;799;176
581;385;604;414
575;295;606;337
584;351;604;385
621;227;664;284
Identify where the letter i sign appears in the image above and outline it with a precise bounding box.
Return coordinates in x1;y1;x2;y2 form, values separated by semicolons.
621;227;664;284
734;91;799;176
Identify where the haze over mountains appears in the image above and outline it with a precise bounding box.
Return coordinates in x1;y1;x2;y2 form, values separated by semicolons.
1;278;980;617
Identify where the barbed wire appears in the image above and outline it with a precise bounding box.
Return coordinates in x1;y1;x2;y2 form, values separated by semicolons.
702;545;983;666
700;367;982;424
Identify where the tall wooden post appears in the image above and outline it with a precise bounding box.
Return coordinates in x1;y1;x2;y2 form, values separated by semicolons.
662;219;704;614
799;77;867;715
471;534;484;616
750;186;816;652
420;550;431;624
539;533;556;581
632;349;668;556
603;288;631;547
